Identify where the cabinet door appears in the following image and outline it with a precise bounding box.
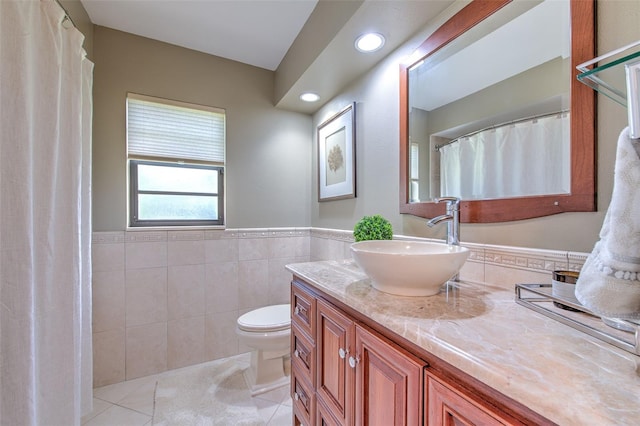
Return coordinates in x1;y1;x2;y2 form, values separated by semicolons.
316;299;355;426
426;372;506;426
317;397;343;426
354;324;426;426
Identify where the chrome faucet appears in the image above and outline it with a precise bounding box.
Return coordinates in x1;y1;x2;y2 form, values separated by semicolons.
428;197;461;283
427;197;460;246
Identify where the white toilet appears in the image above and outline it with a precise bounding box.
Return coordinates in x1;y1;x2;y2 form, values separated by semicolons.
236;304;291;396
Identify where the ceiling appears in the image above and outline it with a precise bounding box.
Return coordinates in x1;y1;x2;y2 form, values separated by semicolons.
412;0;569;111
80;0;319;71
80;0;453;114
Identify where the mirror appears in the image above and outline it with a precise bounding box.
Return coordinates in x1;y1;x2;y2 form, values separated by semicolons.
399;0;595;223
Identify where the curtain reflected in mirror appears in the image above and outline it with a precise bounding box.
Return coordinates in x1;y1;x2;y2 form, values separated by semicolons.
412;112;571;201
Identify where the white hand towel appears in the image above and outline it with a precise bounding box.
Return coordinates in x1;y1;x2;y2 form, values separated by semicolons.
575;127;640;319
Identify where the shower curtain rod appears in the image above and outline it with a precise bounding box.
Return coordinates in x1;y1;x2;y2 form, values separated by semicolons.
54;0;77;29
435;109;569;152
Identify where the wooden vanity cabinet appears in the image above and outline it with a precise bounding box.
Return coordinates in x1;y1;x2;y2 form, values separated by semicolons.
426;371;510;426
292;281;316;338
292;323;315;385
316;298;355;425
354;321;425;426
292;370;315;425
291;282;317;426
317;397;342;426
293;280;427;426
290;277;546;426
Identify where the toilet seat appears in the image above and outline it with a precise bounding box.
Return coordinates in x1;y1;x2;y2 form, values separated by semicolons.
237;304;290;332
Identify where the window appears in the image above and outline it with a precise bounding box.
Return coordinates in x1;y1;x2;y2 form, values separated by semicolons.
127;93;225;227
410;142;420;202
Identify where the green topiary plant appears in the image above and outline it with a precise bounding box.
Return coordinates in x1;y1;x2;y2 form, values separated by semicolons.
353;215;393;242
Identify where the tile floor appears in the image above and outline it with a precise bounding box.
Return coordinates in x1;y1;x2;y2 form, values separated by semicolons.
81;353;292;426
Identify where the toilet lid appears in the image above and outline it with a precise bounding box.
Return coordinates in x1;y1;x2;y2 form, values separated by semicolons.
237;304;291;332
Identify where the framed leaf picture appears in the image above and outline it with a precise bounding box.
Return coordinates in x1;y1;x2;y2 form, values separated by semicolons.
317;103;356;201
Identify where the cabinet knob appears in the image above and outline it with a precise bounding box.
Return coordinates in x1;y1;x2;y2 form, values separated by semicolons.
349;355;360;369
294;392;299;401
294;349;300;358
294;306;300;315
338;347;349;359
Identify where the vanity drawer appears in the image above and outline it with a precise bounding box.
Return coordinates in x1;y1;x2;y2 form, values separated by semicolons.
292;323;315;386
291;280;316;338
292;368;315;426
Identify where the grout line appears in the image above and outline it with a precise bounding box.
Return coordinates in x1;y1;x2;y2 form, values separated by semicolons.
112;403;153;418
150;380;158;423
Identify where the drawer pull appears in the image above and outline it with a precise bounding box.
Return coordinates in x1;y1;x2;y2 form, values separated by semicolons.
295;347;307;359
294;387;309;410
349;355;360;369
294;304;308;316
338;347;348;359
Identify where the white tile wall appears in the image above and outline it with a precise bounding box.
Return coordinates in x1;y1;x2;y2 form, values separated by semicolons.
168;264;205;320
205;261;239;313
206;310;241;360
93;329;126;384
167;316;206;369
91;228;311;387
125;267;167;327
125;322;167;379
92;227;589;388
92;270;125;333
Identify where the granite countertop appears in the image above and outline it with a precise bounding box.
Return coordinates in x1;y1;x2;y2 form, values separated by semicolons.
286;260;640;426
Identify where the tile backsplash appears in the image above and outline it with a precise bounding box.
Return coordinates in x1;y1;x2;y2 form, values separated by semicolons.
91;227;590;387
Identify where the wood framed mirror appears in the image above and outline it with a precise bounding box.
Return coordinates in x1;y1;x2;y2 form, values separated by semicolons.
399;0;595;223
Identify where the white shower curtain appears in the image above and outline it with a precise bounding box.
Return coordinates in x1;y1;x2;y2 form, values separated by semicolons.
440;113;570;200
0;1;93;424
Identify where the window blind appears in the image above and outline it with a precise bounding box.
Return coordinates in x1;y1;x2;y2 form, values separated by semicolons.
127;94;225;163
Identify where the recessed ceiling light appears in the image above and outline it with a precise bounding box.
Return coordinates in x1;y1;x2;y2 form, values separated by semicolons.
300;92;320;102
355;32;385;53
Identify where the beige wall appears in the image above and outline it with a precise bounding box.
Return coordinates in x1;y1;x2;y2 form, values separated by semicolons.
92;26;312;231
90;0;640;248
311;0;640;253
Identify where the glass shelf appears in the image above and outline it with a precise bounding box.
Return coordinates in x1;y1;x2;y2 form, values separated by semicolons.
576;41;640;107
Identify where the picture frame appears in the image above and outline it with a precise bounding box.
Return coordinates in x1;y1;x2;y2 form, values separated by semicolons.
317;102;356;201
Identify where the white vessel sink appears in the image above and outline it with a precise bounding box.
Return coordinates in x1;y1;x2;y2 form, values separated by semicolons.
350;240;470;296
